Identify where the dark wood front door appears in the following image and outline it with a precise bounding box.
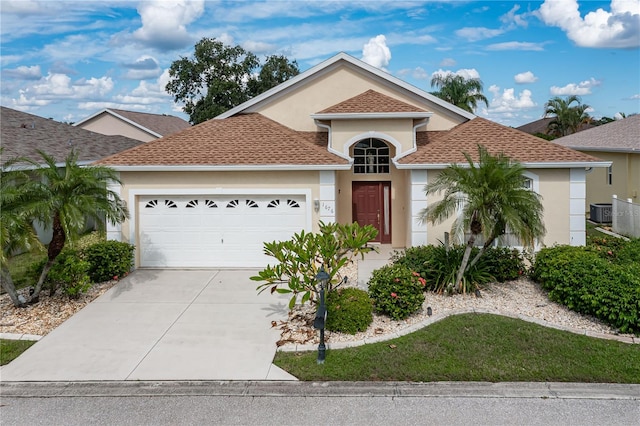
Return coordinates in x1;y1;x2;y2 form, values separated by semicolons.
352;182;391;243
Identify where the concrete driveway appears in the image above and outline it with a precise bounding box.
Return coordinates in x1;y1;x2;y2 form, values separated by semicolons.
1;269;296;381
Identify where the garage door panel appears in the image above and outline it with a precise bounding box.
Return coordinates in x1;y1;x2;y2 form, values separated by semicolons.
138;195;307;267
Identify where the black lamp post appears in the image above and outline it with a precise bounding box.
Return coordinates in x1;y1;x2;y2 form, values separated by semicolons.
314;266;330;364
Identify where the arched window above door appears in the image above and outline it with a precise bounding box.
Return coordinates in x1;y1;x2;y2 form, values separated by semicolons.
353;138;390;174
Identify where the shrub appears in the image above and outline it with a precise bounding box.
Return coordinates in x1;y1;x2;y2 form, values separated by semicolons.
44;249;91;298
325;287;373;334
368;264;426;320
482;247;525;282
84;241;135;283
390;245;437;279
531;245;640;335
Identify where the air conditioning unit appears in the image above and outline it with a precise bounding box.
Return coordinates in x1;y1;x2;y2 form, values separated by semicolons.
590;203;612;224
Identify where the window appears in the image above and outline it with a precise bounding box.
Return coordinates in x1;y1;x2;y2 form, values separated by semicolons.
607;166;613;185
353;138;390;174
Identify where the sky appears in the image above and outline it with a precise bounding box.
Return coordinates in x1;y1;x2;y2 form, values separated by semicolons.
1;0;639;127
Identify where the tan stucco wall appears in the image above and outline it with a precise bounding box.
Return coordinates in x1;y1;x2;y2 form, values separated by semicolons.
331;118;416;156
335;165;409;248
253;66;465;132
79;114;156;142
580;151;635;208
422;168;572;248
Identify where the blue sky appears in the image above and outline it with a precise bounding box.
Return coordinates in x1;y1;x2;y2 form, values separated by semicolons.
1;0;639;127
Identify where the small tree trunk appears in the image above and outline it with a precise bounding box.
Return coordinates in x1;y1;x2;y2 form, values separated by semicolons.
31;213;65;301
1;268;25;308
455;234;476;293
467;237;496;271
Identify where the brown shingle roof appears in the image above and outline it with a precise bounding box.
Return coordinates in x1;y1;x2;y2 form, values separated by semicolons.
96;113;347;167
516;117;594;135
317;89;428;114
1;107;145;166
107;109;191;136
400;117;603;165
553;115;640;152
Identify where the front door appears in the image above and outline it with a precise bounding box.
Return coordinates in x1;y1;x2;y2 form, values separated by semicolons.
352;182;391;243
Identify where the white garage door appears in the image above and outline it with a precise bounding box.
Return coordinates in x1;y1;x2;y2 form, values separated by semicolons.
138;195;307;267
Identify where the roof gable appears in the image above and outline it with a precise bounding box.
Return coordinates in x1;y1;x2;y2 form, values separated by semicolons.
400;117;604;166
317;89;428;114
216;52;475;121
75;108;190;138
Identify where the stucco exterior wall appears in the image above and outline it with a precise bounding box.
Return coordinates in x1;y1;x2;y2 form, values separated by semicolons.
78;114;156;142
580;151;639;207
421;168;574;248
253;66;465;132
330;118;416;157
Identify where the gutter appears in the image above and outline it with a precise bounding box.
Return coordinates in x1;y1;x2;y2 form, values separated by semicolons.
314;119;352;161
394;161;613;170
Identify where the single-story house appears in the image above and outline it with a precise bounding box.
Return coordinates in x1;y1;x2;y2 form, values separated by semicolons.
96;53;609;269
1;106;146;241
516;117;594;137
553;115;640;210
74;108;191;142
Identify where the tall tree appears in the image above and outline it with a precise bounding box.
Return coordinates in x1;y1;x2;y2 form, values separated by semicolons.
24;150;129;303
166;38;299;124
543;95;591;137
419;145;545;292
430;74;489;113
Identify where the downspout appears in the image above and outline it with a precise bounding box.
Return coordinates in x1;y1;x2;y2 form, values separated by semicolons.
315;119;351;161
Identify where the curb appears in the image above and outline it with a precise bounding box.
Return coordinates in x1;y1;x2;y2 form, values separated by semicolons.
278;309;639;352
0;332;42;341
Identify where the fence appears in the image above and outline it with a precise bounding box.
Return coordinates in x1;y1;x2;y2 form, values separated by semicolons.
612;195;640;238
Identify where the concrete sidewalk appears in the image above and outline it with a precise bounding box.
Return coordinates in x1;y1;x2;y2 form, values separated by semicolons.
1;269;296;382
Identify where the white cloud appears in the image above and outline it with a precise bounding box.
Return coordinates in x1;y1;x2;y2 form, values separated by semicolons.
361;35;391;70
111;69;174;106
122;56;162;80
630;94;640;100
487;85;537;113
431;68;481;81
550;78;602;96
500;5;529;28
486;41;545;51
133;0;204;50
514;71;538;84
242;40;277;54
538;0;640;48
397;67;429;80
455;27;504;42
439;58;456;67
16;73;114;106
3;65;42;80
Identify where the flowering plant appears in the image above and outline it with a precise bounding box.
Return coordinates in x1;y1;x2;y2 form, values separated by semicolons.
367;264;426;320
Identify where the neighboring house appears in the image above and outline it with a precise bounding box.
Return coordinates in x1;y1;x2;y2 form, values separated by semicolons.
1;106;145;241
516;117;594;137
553;115;640;211
96;53;608;269
74;108;191;142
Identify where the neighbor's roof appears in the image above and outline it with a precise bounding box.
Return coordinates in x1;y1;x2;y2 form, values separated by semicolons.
74;108;191;138
516;117;595;135
552;115;640;153
95;113;347;168
399;117;605;167
1;106;145;167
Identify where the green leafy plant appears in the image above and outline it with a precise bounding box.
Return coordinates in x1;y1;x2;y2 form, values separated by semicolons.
326;287;373;335
41;249;91;298
252;221;378;309
368;264;426;320
531;244;640;335
481;247;525;282
84;240;134;283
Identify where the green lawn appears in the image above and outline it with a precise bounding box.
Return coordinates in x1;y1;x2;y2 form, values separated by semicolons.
275;313;640;383
0;339;36;366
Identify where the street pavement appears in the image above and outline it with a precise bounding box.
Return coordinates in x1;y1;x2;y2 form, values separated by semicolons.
1;381;639;425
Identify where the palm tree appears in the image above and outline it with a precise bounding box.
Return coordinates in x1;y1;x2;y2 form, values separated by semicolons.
430;74;489;113
0;162;43;307
25;150;129;302
419;145;545;292
544;96;591;137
